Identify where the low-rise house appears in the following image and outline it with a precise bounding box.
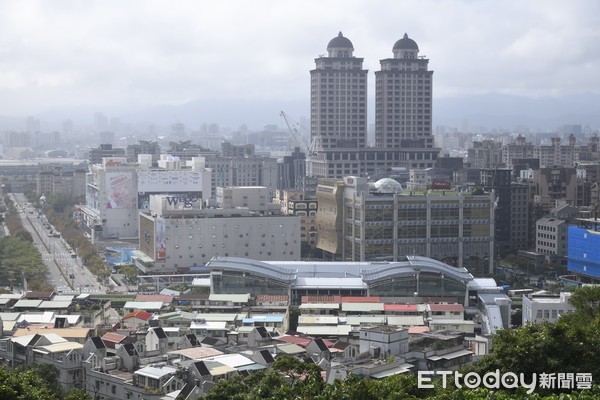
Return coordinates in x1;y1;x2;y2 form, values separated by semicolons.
427;304;464;320
122;310;153;329
0;333;83;389
359;326;409;358
101;332;128;349
186;360;237;396
12;327;92;344
522;291;575;325
406;331;473;371
123;301;165;314
428;319;475;334
144;327;169;357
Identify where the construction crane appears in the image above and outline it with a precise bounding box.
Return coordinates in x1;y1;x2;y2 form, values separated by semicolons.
280;111;317;155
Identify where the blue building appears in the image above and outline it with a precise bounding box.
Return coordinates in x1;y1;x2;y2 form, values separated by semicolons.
567;226;600;280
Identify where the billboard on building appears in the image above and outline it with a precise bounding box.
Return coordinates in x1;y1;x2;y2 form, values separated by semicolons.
155;218;166;261
105;171;134;209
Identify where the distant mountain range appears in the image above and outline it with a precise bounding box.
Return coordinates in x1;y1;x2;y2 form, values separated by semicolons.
1;92;599;133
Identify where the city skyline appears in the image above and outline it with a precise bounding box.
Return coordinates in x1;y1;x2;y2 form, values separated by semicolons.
1;1;599;130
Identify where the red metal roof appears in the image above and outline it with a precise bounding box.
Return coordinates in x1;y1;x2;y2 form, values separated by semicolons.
300;295;341;304
408;326;430;334
135;294;174;303
101;332;127;343
341;296;381;303
384;304;418;312
123;310;153;321
255;294;289;303
427;303;464;312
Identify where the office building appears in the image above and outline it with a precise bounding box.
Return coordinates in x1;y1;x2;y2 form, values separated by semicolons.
316;176;494;272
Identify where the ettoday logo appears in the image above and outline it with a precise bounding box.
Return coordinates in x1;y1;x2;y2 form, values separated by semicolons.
418;370;593;394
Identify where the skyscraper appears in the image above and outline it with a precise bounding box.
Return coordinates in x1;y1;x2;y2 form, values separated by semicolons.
307;32;439;179
310;32;368;151
375;34;434;151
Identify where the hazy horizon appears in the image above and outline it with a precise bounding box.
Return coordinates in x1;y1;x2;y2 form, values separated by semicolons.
1;1;599;132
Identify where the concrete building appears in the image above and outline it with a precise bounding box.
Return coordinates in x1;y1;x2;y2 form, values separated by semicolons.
316;176;494;271
502;134;535;169
359;326;409;357
37;167;86;197
274;190;318;247
88;144;125;165
467;140;503;169
310;32;368;152
375;33;435;156
216;186;273;211
567;224;600;282
522;292;575;325
535;136;576;168
535;217;568;264
135;192;301;274
481;168;530;255
193;154;279;200
531;167;589;213
81;157;139;240
307;33;439;179
80;156;212;241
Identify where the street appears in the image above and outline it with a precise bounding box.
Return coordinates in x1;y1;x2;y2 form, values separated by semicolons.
10;193;108;294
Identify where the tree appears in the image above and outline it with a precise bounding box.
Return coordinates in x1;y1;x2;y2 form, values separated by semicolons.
0;366;59;400
118;264;139;285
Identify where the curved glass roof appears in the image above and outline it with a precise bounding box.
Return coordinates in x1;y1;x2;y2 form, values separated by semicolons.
206;257;297;282
207;256;473;287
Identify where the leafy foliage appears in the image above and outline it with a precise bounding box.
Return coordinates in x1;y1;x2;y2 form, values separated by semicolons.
0;236;47;287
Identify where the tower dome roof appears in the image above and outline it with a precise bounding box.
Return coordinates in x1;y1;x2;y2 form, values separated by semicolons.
327;31;354;49
393;33;419;50
373;178;403;193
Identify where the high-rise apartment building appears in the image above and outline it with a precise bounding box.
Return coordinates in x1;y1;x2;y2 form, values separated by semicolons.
310;32;368;151
307;33;439;179
375;34;433;151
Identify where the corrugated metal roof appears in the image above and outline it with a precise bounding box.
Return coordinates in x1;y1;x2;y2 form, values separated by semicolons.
205;354;254;368
384;304;418;312
123;301;164;310
298;315;338;325
52;295;75;302
298;303;340;310
345;316;386;325
296;325;352;336
386;316;425;326
191;313;241;322
13;300;43;308
169;347;223;360
13;328;91;338
275;343;306;354
135;366;176;379
370;363;414;379
242;315;284;324
428;303;464;312
38;342;83;353
38;301;71;309
0;312;21;321
341;303;384;312
209;294;250;303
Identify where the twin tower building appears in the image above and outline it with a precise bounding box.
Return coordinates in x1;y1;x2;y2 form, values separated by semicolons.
308;32;439;178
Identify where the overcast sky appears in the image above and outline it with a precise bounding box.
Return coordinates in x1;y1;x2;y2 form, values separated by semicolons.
1;0;599;119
